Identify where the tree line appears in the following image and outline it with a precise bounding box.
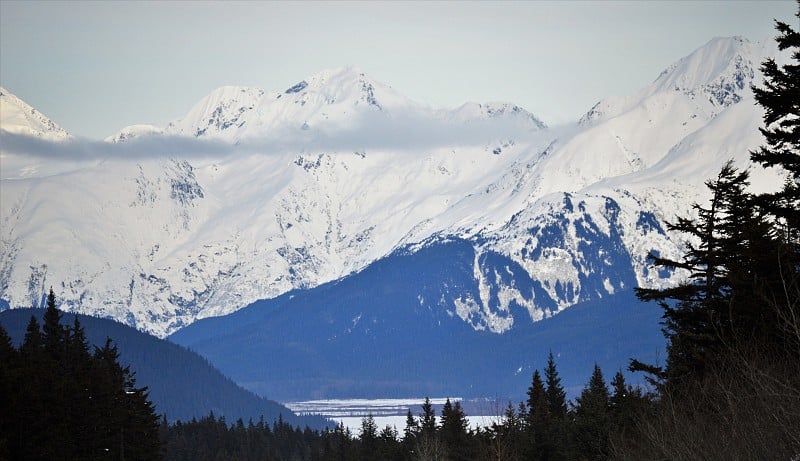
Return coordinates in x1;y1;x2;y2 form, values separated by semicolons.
156;353;647;461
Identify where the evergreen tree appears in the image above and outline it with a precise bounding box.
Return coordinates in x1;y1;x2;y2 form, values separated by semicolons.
749;5;800;359
0;324;15;460
750;9;800;240
486;402;526;461
377;425;402;461
608;371;628;416
14;316;47;459
330;422;352;461
91;337;162;460
417;398;443;461
440;399;471;461
402;408;419;457
42;287;66;359
634;162;782;388
65;316;95;460
608;370;647;438
544;352;567;418
357;414;378;461
542;352;568;460
573;364;611;460
0;323;13;370
525;370;549;460
419;397;437;437
526;370;548;426
19;316;43;357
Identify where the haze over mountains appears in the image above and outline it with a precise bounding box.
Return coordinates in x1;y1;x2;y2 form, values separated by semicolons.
0;35;788;349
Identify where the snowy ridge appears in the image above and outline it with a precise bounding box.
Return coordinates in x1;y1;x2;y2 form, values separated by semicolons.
108;66;545;145
0;37;789;337
580;37;771;125
105;124;164;143
446;101;547;130
0;87;70;140
108;67;432;144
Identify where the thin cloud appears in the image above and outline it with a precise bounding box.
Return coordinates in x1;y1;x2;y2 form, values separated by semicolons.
1;113;567;166
0;131;235;160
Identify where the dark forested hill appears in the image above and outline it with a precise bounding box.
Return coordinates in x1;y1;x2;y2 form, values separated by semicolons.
0;308;328;429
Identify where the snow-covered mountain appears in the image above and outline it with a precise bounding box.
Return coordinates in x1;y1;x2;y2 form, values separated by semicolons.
108;66;539;144
0;37;786;340
0;87;71;141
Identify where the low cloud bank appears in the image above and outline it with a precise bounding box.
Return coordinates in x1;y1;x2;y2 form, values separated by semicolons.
1;113;573;164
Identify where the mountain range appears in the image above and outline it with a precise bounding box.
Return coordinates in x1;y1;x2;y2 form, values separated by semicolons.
0;36;790;399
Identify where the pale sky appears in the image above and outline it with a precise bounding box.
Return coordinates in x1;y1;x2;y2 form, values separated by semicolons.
0;1;796;140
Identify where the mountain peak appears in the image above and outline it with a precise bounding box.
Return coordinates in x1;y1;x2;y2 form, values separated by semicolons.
304;65;368;86
110;66;417;142
651;36;760;97
0;87;71;140
449;101;546;129
288;65;388;111
171;85;268;138
579;36;772;125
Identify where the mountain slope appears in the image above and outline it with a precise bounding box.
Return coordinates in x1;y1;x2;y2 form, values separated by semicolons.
0;308;328;427
0;87;70;140
169;239;666;400
0;36;787;340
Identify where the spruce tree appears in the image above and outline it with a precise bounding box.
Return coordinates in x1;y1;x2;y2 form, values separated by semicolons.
91;337;162;460
608;370;647;437
0;324;14;363
493;402;526;460
752;13;800;156
634;162;781;387
15;316;46;459
749;5;800;357
417;397;443;461
330;422;352;461
42;287;66;360
419;397;437;437
526;370;548;427
0;325;15;460
544;351;567;418
543;352;568;460
440;399;471;461
65;316;95;460
609;371;628;416
526;370;549;459
573;364;611;460
20;316;43;357
402;408;419;455
377;425;401;461
358;414;378;461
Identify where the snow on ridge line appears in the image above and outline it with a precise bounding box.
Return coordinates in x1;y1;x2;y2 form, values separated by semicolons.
103;66;547;144
0;87;71;141
1;35;789;337
579;36;778;125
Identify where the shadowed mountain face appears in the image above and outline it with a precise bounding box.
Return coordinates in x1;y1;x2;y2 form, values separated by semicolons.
0;308;329;428
170;237;665;401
